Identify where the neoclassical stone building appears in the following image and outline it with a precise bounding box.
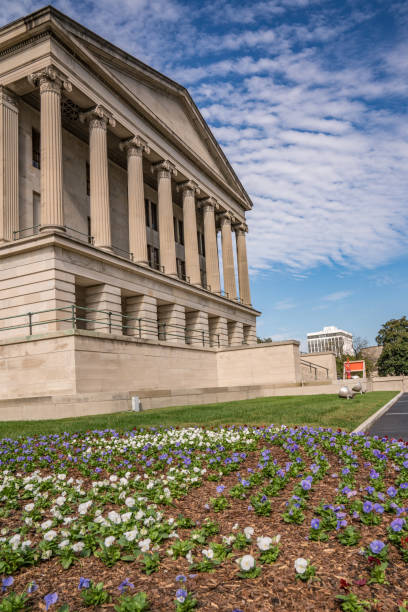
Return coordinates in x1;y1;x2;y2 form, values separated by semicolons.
0;7;311;419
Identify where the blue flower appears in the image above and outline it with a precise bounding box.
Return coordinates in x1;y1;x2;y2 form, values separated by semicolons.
1;577;13;594
300;479;311;491
216;485;225;494
27;581;38;594
44;592;58;611
369;540;385;555
390;518;405;532
118;578;134;593
311;518;320;529
362;500;373;513
373;503;384;514
176;588;188;603
176;575;187;582
387;486;397;498
78;577;90;590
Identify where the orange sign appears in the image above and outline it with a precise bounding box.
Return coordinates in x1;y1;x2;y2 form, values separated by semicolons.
343;359;366;379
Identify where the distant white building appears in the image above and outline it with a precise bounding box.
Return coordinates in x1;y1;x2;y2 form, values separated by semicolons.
307;326;354;356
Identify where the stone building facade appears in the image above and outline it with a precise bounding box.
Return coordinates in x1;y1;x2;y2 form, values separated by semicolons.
0;7;314;419
0;7;256;341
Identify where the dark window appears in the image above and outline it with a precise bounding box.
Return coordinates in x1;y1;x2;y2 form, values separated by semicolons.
151;202;158;231
86;162;90;196
145;199;150;227
33;192;40;233
32;129;40;169
176;258;186;279
178;220;184;245
173;217;178;242
87;216;92;243
201;232;205;257
197;231;205;256
148;245;160;269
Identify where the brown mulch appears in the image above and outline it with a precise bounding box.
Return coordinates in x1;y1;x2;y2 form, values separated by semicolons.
5;442;408;611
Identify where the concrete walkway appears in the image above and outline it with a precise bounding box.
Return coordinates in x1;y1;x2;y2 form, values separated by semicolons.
367;392;408;440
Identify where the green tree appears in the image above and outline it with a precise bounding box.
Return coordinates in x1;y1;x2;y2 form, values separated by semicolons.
377;317;408;376
257;337;272;343
376;316;408;345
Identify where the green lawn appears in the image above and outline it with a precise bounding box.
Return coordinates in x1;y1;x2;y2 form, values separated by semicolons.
0;391;397;438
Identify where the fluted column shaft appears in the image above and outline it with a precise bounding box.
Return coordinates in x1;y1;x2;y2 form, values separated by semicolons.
220;213;237;300
81;106;115;250
29;67;71;231
235;225;251;305
0;88;19;242
122;137;149;264
179;181;201;284
152;161;177;276
202;200;220;293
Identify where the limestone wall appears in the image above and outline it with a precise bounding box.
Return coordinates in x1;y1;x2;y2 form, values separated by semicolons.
300;352;337;381
216;341;302;387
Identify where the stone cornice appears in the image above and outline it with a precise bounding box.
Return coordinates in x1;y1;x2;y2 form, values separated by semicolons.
233;222;248;233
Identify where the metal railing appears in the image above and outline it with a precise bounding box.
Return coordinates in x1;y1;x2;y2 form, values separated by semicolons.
300;359;329;380
111;245;134;261
13;225;94;245
0;304;247;348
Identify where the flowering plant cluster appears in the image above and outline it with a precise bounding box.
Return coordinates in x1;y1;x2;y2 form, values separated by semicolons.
0;424;408;608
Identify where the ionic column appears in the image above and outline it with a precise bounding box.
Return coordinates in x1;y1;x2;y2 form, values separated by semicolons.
151;160;177;276
235;223;251;305
0;88;19;243
178;180;201;285
80;106;116;250
120;136;150;264
220;212;237;300
200;198;220;293
29;66;71;231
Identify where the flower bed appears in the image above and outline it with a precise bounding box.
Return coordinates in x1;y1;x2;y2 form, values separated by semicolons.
0;425;408;611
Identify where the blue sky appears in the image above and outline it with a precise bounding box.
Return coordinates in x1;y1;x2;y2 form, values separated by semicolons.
2;0;408;348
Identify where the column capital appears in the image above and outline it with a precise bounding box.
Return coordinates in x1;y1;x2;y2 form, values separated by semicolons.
177;179;200;196
0;87;18;111
120;135;150;157
233;222;248;234
151;159;177;179
198;196;220;211
219;210;235;225
28;65;72;94
79;105;116;130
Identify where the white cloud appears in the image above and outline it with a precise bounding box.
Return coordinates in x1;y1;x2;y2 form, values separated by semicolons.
323;291;352;302
274;299;296;310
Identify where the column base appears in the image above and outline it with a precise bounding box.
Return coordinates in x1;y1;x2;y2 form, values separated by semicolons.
40;225;66;233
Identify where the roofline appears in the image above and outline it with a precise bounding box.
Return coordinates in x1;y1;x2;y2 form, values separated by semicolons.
0;5;253;210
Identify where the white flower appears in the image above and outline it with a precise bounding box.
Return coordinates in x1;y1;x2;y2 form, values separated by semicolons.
125;497;135;508
108;511;121;525
21;540;31;549
202;548;214;559
104;536;116;548
223;535;235;545
55;496;66;507
72;542;84;553
57;474;66;480
24;503;34;512
240;554;255;571
9;534;21;550
41;549;52;560
271;534;281;545
232;523;239;531
41;520;53;530
135;510;145;521
244;526;254;539
58;539;69;549
124;529;138;542
109;475;118;483
186;550;193;564
139;538;151;553
294;557;308;574
63;517;74;525
121;512;132;523
24;517;33;527
78;501;92;515
257;536;273;551
44;530;57;542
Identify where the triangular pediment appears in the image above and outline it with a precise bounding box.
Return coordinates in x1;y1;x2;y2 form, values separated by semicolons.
97;59;226;179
